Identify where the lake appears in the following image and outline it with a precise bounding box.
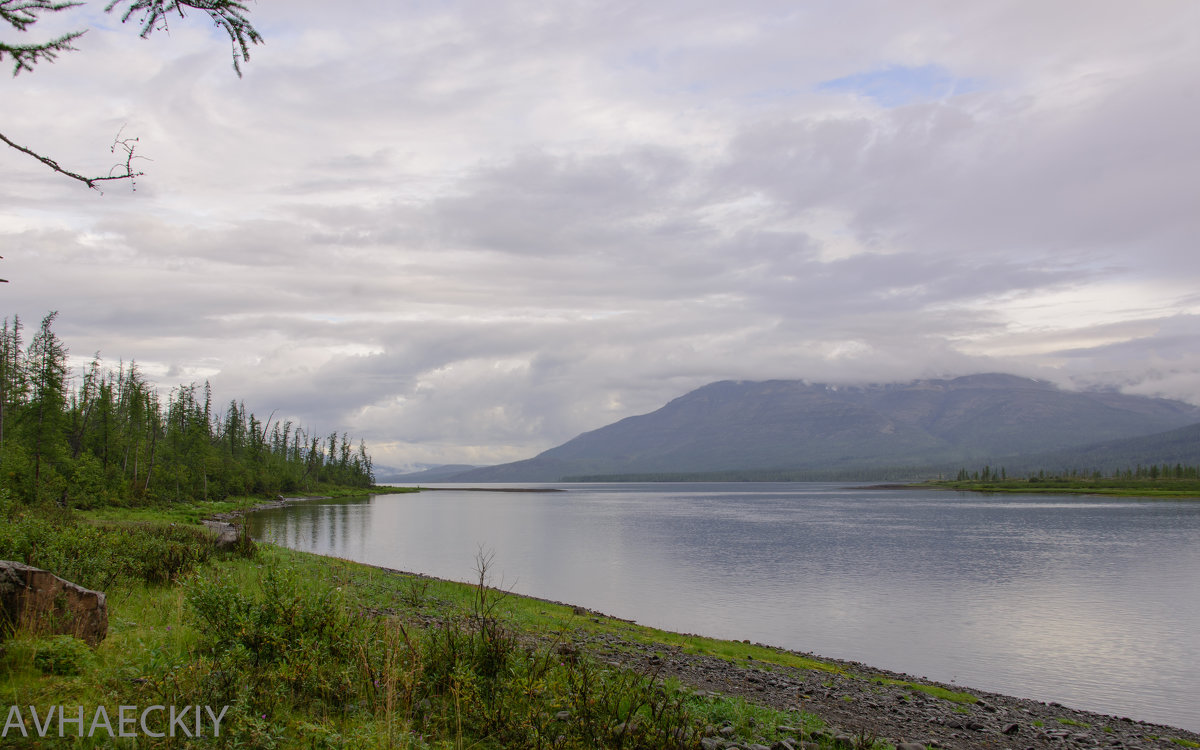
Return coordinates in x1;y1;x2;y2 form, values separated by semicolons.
245;482;1200;731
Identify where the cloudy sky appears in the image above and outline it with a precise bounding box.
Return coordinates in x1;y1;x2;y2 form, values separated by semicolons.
3;1;1198;469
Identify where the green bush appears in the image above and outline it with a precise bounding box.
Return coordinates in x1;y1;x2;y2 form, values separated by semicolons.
0;507;232;590
186;565;370;711
179;561;709;748
32;634;93;675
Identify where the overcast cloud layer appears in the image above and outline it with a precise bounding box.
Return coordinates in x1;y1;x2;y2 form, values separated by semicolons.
3;1;1199;468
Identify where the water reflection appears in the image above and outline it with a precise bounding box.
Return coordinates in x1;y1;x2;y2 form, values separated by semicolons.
246;484;1200;731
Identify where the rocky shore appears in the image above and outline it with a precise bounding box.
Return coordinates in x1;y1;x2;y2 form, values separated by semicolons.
374;567;1200;750
584;630;1200;750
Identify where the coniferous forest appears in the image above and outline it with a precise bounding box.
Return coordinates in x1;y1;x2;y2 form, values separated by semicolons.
0;311;374;507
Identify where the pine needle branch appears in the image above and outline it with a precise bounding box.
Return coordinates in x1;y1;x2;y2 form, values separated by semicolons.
104;0;262;76
0;0;86;75
0;1;84;33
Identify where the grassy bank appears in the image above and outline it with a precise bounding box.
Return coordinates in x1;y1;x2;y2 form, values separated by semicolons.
75;484;420;525
1;490;883;749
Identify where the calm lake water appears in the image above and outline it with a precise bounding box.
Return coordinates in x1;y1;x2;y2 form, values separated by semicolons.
246;483;1200;731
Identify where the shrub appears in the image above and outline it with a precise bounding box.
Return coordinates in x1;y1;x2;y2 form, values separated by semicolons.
32;634;93;675
0;508;235;591
185;564;372;713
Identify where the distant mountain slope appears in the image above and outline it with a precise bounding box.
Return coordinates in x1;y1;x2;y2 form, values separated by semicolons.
999;422;1200;474
450;374;1200;482
381;464;481;482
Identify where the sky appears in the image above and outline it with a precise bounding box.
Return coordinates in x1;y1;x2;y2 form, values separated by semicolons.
3;1;1199;470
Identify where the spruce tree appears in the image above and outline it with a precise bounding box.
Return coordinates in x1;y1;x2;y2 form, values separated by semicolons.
24;311;68;501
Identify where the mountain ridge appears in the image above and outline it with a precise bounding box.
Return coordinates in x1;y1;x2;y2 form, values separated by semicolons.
448;374;1200;482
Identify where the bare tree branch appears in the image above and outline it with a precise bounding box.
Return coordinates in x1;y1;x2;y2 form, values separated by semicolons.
0;127;145;190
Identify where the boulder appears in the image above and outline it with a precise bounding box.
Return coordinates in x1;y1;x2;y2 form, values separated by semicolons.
0;561;108;646
202;520;241;550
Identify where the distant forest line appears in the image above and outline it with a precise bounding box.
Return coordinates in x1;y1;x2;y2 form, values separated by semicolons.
953;464;1200;482
562;466;945;482
563;463;1200;485
932;463;1200;496
0;312;374;506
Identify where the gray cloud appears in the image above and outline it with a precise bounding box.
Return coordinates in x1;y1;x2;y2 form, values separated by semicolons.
3;1;1198;466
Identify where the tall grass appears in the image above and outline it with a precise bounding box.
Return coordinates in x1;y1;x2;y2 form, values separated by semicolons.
175;552;710;748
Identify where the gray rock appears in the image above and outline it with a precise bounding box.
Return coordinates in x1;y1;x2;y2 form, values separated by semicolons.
0;560;108;646
896;743;927;750
202;520;241;550
611;721;638;736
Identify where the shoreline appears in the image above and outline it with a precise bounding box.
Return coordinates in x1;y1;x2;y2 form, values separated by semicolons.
219;494;1200;746
910;481;1200;499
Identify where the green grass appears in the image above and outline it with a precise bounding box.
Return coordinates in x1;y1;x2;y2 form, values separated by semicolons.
1057;717;1091;728
78;485;419;525
872;676;975;704
1170;738;1200;748
683;691;822;741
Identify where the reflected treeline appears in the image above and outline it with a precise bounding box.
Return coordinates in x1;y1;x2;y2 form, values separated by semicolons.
253;497;375;558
